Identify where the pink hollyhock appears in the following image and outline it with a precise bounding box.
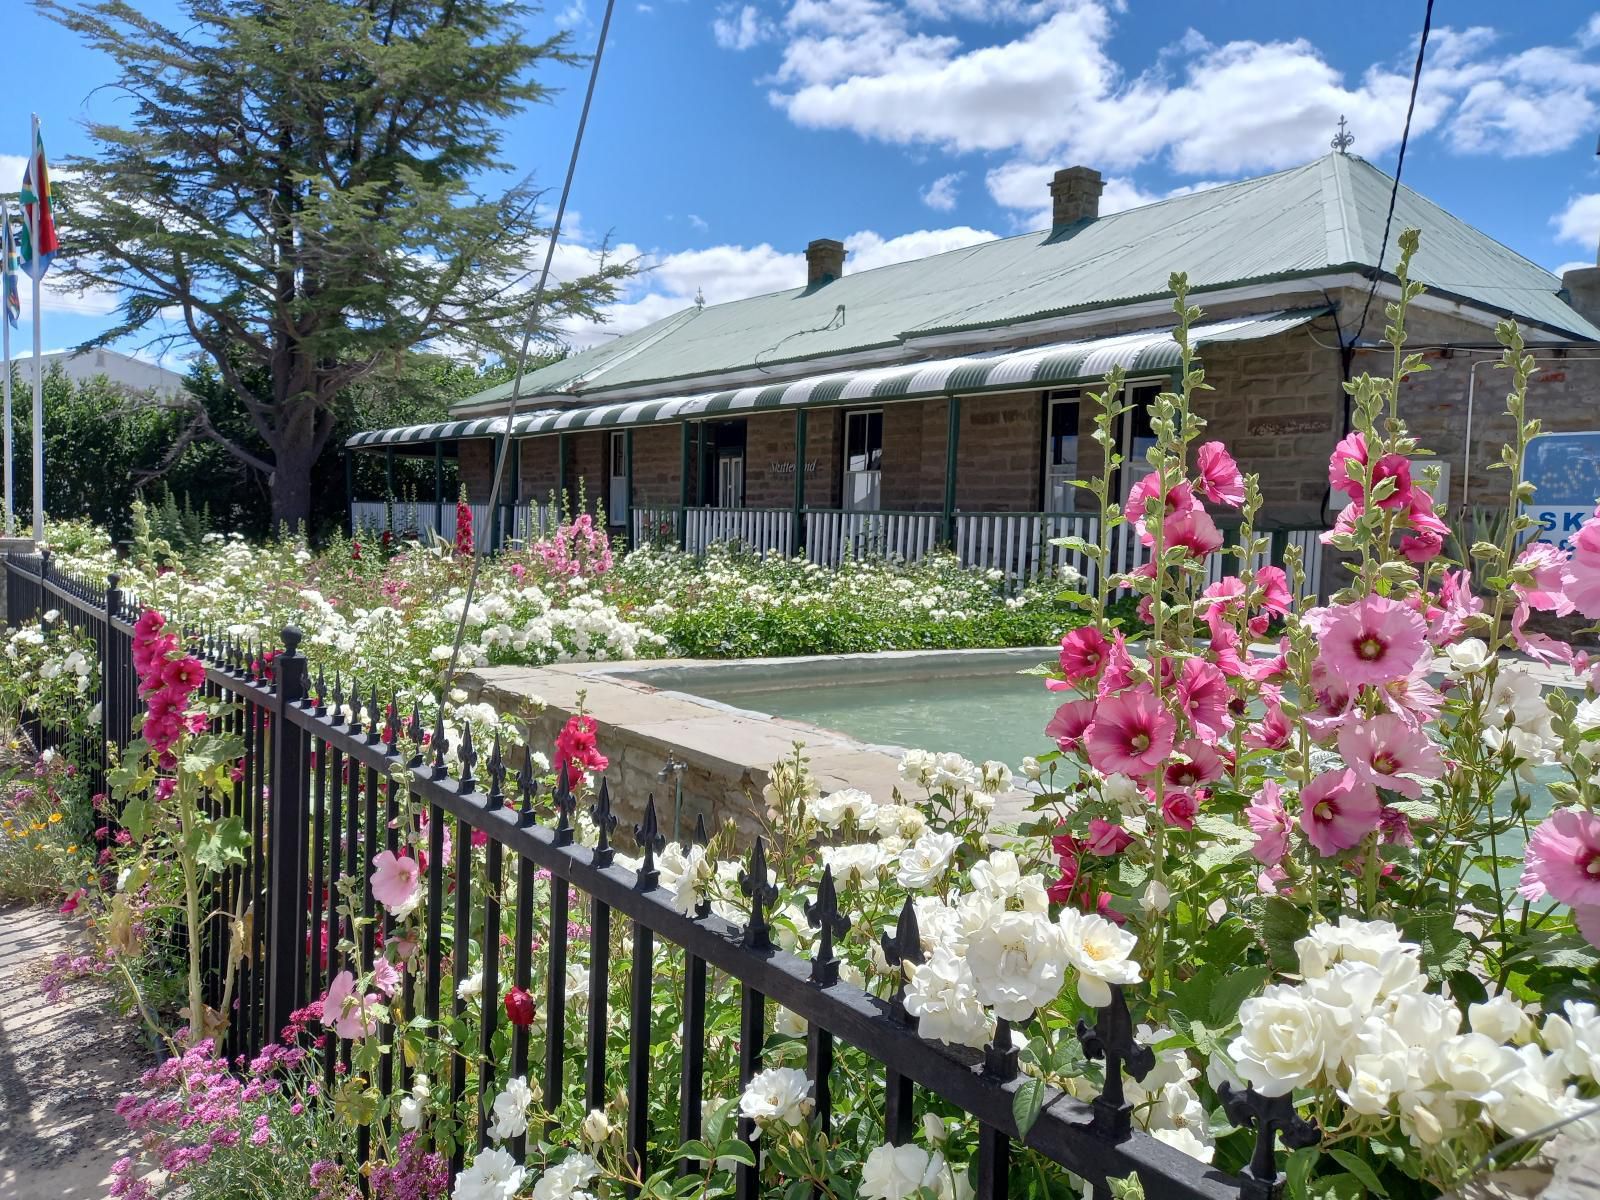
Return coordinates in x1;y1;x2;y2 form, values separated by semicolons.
1337;713;1443;799
1057;626;1110;685
1246;781;1291;866
1163;506;1224;557
1176;656;1232;739
1563;518;1600;618
1125;476;1201;546
1085;818;1134;856
1368;453;1414;510
1195;441;1245;508
1161;789;1200;829
1372;661;1446;728
1298;769;1381;856
320;970;381;1040
369;850;421;915
1165;739;1224;789
162;656;207;694
1518;808;1600;909
1045;699;1096;751
1255;566;1292;617
1097;631;1137;697
1245;702;1292;751
59;887;85;915
554;714;608;782
1328;431;1367;499
1379;806;1414;847
1429;569;1483;645
1399;490;1448;563
1084;687;1175;777
370;958;402;998
455;496;474;556
1200;576;1246;641
1514;543;1574;615
1314;594;1428;688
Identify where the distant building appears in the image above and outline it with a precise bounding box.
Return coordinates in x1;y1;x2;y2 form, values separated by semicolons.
346;152;1600;582
12;348;187;401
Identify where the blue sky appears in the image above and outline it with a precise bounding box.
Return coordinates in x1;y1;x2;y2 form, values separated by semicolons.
4;0;1600;363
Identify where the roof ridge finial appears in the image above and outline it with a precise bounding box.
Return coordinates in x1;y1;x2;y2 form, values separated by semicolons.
1332;115;1355;155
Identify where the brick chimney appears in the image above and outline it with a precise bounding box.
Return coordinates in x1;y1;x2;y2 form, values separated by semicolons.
1050;166;1104;228
806;238;846;286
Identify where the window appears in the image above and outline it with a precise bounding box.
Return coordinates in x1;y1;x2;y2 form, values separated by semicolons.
608;432;628;522
696;420;747;507
1119;382;1162;504
843;409;883;512
1045;391;1080;512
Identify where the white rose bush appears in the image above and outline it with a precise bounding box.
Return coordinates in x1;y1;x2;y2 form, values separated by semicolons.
8;227;1597;1200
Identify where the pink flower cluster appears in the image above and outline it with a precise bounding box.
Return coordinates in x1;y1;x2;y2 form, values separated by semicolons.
132;608;206;755
555;713;608;784
111;1037;308;1200
530;512;615;580
367;1133;449;1200
455;494;474;555
1323;431;1450;563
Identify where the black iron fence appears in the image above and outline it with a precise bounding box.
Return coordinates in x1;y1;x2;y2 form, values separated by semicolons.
4;549;1303;1200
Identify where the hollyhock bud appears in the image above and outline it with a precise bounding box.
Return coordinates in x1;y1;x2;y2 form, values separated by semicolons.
503;986;536;1028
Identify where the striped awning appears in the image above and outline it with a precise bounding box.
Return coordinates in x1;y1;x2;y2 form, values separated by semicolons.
346;309;1325;449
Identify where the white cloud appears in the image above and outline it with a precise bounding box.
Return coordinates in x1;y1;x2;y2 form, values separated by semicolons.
688;213;709;231
556;0;587;28
920;171;963;211
713;4;771;51
545;222;996;350
1555;260;1592;277
1553;194;1600;251
737;2;1600;219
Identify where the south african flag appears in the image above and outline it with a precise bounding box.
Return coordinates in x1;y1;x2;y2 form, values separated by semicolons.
18;116;58;283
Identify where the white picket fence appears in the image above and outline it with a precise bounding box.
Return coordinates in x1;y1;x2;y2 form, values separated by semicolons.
630;503;1327;597
804;510;943;568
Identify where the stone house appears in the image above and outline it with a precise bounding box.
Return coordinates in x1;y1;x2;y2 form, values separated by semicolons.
347;152;1600;586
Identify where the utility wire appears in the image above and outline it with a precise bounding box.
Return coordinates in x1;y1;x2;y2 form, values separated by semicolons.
443;0;619;690
1352;0;1434;345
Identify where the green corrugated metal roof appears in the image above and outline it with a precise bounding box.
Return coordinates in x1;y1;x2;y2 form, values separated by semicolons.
448;153;1598;416
349;310;1325;448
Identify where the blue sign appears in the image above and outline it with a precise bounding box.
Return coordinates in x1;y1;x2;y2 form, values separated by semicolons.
1522;431;1600;549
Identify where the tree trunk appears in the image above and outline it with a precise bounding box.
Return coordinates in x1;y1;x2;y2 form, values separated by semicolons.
269;420;319;535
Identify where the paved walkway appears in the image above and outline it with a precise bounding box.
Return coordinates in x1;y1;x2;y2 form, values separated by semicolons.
0;904;146;1200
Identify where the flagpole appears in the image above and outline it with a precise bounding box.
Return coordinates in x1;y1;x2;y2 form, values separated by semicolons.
30;270;41;542
2;289;11;537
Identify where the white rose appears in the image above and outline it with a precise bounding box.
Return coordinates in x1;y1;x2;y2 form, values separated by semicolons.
1019;756;1043;782
1151;1125;1215;1164
1140;880;1171;916
454;1147;526;1200
897;833;958;890
965;910;1067;1022
530;1152;599;1200
456;970;483;1001
921;1113;947;1144
810;787;878;830
903;945;993;1049
1468;995;1533;1045
1294;917;1408;977
1540;1001;1600;1084
1574;696;1600;733
487;1076;534;1142
1101;773;1143;813
738;1067;813;1131
978;761;1013;795
1444;638;1490;674
1058;908;1142;1008
1337;1052;1406;1116
1485;1044;1568;1138
1430;1033;1523;1106
860;1143;948;1200
1389;991;1462;1050
580;1108;612;1144
1229;984;1329;1097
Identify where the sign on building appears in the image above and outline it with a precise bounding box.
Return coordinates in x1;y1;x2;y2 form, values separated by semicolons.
1522;431;1600;549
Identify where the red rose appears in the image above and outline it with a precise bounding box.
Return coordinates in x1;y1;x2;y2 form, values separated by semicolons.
503;986;536;1028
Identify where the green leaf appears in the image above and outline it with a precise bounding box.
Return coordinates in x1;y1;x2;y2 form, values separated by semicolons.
1260;896;1310;972
120;797;149;842
1328;1150;1389;1197
1207;965;1270;1028
1013;1076;1046;1138
194;815;251;873
712;1139;756;1168
1400;912;1470;981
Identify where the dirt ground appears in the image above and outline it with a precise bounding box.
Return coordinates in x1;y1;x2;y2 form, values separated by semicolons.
0;904;147;1200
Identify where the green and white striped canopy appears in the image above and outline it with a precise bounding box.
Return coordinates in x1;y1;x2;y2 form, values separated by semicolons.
346;309;1325;449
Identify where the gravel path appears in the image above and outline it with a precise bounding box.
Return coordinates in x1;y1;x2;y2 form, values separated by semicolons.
0;904;148;1200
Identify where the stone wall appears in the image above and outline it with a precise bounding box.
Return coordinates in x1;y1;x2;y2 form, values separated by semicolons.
630;425;684;508
518;438;560;502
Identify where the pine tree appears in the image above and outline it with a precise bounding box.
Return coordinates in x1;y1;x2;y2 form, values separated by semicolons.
38;0;629;531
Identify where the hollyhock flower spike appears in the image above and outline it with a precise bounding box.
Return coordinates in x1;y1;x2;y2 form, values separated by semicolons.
1057;625;1109;685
